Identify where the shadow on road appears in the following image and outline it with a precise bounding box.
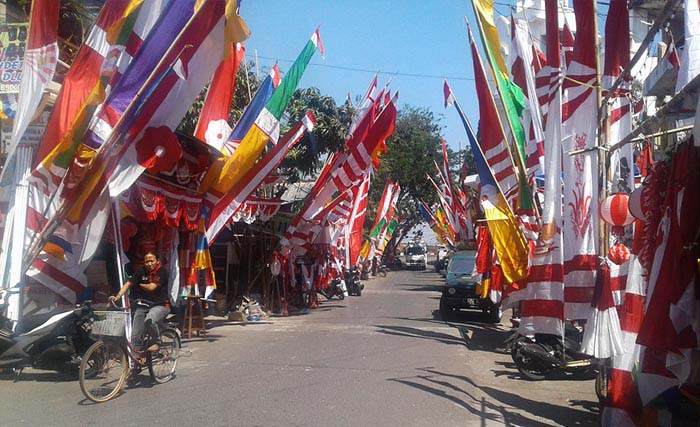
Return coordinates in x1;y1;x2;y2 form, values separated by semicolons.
373;324;467;347
389;367;597;426
392;284;443;292
0;370;77;383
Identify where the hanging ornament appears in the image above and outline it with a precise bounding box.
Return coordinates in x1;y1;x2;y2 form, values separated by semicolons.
600;192;635;237
608;242;630;265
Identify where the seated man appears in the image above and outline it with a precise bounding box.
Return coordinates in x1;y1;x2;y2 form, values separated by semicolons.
109;252;170;352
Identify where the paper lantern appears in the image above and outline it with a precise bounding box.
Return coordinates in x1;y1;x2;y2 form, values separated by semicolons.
608;242;630;265
600;192;635;227
270;252;281;276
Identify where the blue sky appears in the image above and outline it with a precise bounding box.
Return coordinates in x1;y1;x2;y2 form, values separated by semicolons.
240;0;507;153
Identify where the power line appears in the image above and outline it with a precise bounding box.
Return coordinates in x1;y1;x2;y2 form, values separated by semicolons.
255;55;476;81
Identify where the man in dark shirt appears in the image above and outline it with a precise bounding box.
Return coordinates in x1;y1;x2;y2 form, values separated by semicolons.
109;252;170;352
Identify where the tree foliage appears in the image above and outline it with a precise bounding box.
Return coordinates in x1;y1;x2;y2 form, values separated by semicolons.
278;87;353;182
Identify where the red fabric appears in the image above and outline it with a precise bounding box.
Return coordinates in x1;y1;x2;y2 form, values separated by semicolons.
591;263;615;311
135;127;183;174
638;142;700;353
606;369;643;424
490;264;503;295
475;225;492;274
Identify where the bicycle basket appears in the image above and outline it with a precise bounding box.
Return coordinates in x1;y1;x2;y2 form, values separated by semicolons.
91;311;128;337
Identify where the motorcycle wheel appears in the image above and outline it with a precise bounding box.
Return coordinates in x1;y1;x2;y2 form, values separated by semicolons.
337;291;345;300
509;336;531;362
513;347;548;381
378;269;387;278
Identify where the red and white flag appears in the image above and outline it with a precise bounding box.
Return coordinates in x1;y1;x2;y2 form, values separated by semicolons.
195;42;245;151
561;0;599;321
602;252;645;426
519;0;565;337
344;170;371;268
562;22;575;70
637;142;700;405
604;0;634;195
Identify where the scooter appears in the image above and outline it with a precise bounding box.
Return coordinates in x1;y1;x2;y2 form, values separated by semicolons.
318;278;345;300
512;320;596;381
0;300;96;380
344;267;364;296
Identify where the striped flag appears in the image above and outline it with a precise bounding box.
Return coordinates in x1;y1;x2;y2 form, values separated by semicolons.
602;254;646;426
561;0;599;320
519;0;565;337
194;42;245;151
0;0;59;295
345;170;371;268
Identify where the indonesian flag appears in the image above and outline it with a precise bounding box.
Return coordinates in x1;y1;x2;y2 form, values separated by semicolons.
561;0;599;321
3;0;59;173
194;42;245;150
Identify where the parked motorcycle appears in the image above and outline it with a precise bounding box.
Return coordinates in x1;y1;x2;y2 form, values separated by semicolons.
512;320;596;381
0;301;96;379
344;267;364;296
318;278;346;300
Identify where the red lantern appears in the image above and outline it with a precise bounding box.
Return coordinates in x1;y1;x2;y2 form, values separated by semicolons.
600;192;635;233
608;242;630;265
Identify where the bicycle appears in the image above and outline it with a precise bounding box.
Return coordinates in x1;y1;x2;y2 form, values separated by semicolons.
78;301;181;403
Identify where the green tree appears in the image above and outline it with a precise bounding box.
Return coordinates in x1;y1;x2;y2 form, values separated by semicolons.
278;87;353;181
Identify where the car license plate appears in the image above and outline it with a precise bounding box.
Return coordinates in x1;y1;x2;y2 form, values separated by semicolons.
466;298;478;306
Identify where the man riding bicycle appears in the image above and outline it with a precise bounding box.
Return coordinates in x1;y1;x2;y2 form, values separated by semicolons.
109;252;170;353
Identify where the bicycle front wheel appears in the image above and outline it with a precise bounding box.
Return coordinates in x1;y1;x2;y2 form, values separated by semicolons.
148;329;180;384
79;340;129;403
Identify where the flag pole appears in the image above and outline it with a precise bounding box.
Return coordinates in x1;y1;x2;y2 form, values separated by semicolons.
593;0;609;261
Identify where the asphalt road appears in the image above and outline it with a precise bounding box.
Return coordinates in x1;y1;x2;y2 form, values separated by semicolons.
0;269;598;427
